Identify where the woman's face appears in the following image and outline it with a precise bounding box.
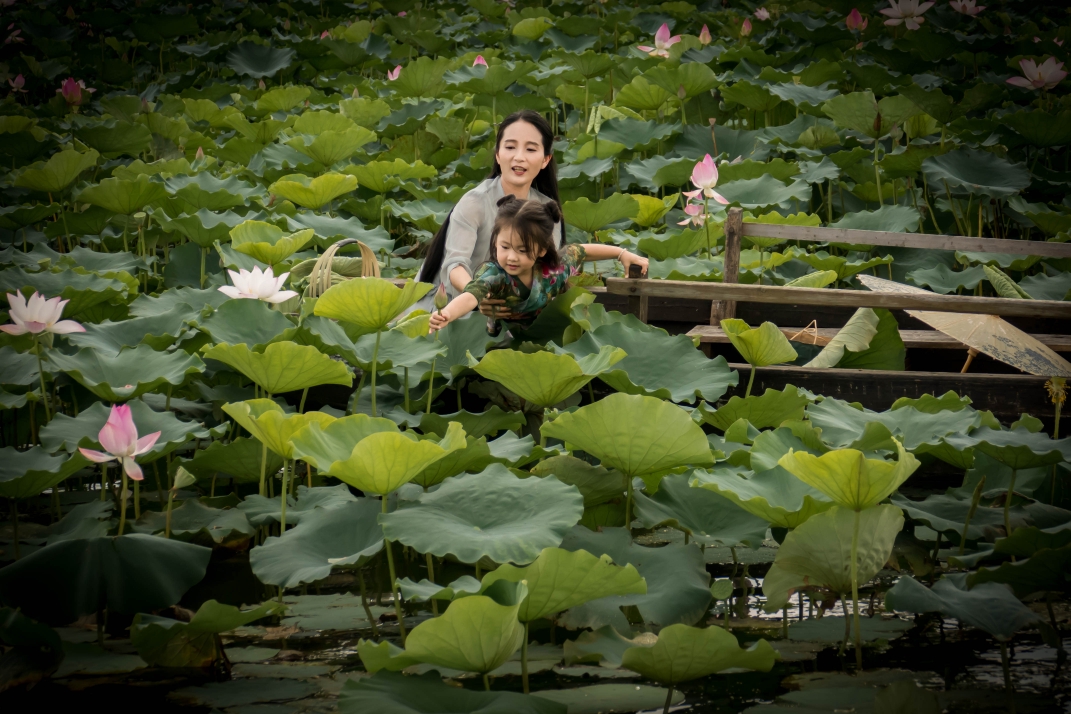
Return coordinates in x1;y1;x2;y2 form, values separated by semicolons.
495;227;543;277
495;120;552;196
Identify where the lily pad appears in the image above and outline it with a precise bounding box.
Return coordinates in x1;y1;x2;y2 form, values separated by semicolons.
339;671;565;714
787;616;913;643
315;277;432;333
132;499;252;547
562;194;639;233
699;386;811;431
49;344;204;402
884;575;1043;640
131;599;284;668
229;220;314;266
472;346;626;408
226;43;295;78
621;623;777;684
269;172;358;210
0;447;89;500
633;473;769;548
14;149;99;194
777;439;920;511
238;484;359;527
204;341;353;395
922;149;1030;198
691;464;835;529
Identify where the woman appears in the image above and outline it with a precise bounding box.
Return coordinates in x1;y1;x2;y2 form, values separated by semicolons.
413;110;645;318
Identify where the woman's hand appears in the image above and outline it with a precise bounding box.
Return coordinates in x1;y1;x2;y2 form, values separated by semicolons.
619;250;649;276
478;298;515;320
429;308;452;332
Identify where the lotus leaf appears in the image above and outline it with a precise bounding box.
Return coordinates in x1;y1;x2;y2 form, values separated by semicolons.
76;175;167;216
314;277;432;332
562;625;650;667
556;322;737;404
472;346;626;408
222;400;335;459
226;43;295;78
131;599;285;668
722;319;798;375
633;473;769;548
778;439;920;511
891;492;1069;543
14;149;99;194
238;484;359;527
345;158;437;193
562;194;639;233
0;534;211;624
0;267;132;318
420;407;524;439
763;504;904;610
822;92;920;139
269;173;358;210
530;455;627;508
404;580;528;674
65;305;192;355
598;118;679;150
129;286;229;317
204;342;352;395
0;447;88;500
398;576;482;603
229;220;314;266
968;545;1071;598
557;527;711;631
804;308;880;368
164;173;261;212
699;386;811;431
379;465;583;564
944;428;1071;471
831;204;923;233
787;616;913;643
339;670;566;714
408;435;498;489
922;149;1030;198
720;178;812;211
195;298;298;349
638;227;715;260
795;251;895;282
621;624;777;685
692;465;834;529
48;344;205;402
286;127;376;166
885;575;1043;640
353;328;446;372
250;500;383;588
180;437;283;484
444;61;536;96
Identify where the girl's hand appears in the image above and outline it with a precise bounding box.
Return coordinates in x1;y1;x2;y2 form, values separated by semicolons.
478;298;515;320
620;250;649;276
429;309;452;332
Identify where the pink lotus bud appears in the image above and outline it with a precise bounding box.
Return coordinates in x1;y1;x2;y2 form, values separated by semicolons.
473;55;487;67
433;283;449;311
398;11;407;16
258;79;266;90
195;146;205;160
8;73;24;90
320;30;330;39
741;18;752;37
283;19;290;31
846;8;865;30
698;25;711;45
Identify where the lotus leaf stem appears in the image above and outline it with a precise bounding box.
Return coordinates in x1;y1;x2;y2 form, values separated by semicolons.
370;329;382;417
118;472;129;536
745;365;757;399
850;509;862;669
165;488;174;539
483;673;491;692
625;478;633;533
425;552;438;616
280;460;290;532
839;594;850;656
34;337;50;423
403;367;409;412
199;246;206;288
522;621;530;693
298;387;309;414
999;640;1014;700
381;495;407;644
100;463;107;502
133;479;140;520
9;500;19;560
259;442;268;497
1003;470;1017;538
662;685;674;714
960;475;986;555
358;570;378;637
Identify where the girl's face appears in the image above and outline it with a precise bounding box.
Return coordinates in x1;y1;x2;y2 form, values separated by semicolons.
495;227;543;277
495;120;552;196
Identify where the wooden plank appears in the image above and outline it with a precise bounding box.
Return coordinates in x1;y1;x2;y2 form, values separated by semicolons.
711;207;741;324
690;325;1071;352
741;223;1071;259
604;279;1071;319
626;263;648;323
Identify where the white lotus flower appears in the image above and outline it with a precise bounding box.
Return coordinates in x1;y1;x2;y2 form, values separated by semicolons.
0;292;85;335
880;0;934;30
218;266;298;304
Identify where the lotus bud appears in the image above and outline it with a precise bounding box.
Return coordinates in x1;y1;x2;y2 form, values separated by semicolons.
677;84;687;100
283;19;290;31
352;87;360;98
740;18;752;37
258;78;266;90
398;10;407;16
473;54;488;67
846;8;865;31
698;24;711;45
433;283;449;312
195;146;205;160
320;29;330;38
873;113;882;134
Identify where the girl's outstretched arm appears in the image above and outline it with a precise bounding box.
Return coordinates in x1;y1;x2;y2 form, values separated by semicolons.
429;292;479;332
580;244;649;275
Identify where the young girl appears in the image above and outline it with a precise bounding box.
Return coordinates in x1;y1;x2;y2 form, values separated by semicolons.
429;196;648;333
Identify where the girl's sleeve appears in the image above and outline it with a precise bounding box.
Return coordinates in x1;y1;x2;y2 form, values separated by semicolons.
562;244;587;273
463;263;502;303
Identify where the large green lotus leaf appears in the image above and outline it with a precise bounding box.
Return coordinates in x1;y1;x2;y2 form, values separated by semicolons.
993;525;1071;558
0;447;89;500
315;277;432;332
195;298;298;350
405;580;527;674
541;393;713;477
238;484;359;527
353;329;446;372
699;387;811;431
562;194;639;234
822;91;920;139
481;547;646;622
720;81;783;113
556;323;738;404
569;293;656;335
180;437;283;484
0;203;61;231
226;43;295;78
76;175;167;215
832;309;905;371
0;268;132;318
286;127;376;167
778;439;920;510
598;118;679;150
718;176;812;210
691;465;835;529
830;204;921;234
0;534;211;624
786;616;913;644
762;504;904;610
884;575;1042;640
223;114;290;145
529;455;626;508
637;227;713;260
633;474;769;548
289;413;399;467
164;174;262;213
286;213;393;252
131;599;284;668
419;407;524;440
558;527;711;631
129;286;230;318
131;499;253;547
922;149;1030;198
804;308;880;369
14;149;99;194
408;436;497;489
389;55;451;97
301;422;466;495
443;61;536;95
339;670;565;714
1001;110;1071;148
625;156;695;191
222;400;336;459
249;500;383;588
65;305;192;355
357;639;422;674
968;545;1071;598
644;63;718;100
48;344;204;402
614;75;671;112
891;492;1069;543
254;85;312;113
229;220;314;266
380;465;583;564
473;346;626;408
562;625;649;667
343;159;437;194
944;428;1071;471
749;426;828;472
204;342;352;395
268;173;358;210
398;576;483;603
721;319;798;368
41;399;224;460
621;624;776;684
75;121;153;158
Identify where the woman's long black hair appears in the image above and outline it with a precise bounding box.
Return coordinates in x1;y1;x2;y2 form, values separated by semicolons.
417;110;565;284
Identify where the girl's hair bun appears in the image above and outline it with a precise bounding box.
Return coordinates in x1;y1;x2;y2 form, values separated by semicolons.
542;200;562;223
496;194;520;208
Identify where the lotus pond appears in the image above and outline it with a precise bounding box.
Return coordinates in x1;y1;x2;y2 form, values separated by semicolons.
1;0;1071;712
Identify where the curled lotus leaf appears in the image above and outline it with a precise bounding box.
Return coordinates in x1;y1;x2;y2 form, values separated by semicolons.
0;447;89;500
229;220;315;266
721;319;798;368
472;346;626;408
621;624;777;685
634;473;769;548
48;344;205;402
222;399;337;459
203;342;353;395
698;386;811;431
943;427;1071;471
131;499;253;548
269;172;358;210
314;277;432;333
180;434;279;484
691;464;834;529
777;438;920;511
885;575;1043;641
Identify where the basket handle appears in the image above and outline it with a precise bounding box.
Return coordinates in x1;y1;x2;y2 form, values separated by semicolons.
307;238;381;298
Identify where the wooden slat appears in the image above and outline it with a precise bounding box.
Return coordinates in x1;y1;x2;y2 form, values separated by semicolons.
741;223;1071;259
689;325;1071;352
604;279;1071;319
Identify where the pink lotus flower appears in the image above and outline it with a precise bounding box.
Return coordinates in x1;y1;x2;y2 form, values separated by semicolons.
698;25;712;45
473;55;487;67
1;292;85;336
690;154;730;204
320;30;331;39
950;0;985;15
8;73;25;93
79;404;161;481
387;65;401;81
678;202;706;227
398;10;407;16
754;7;770;20
846;8;868;31
1007;57;1067;90
218;266;298;303
880;0;934;30
741;18;753;36
57;77;94;108
637;22;681;58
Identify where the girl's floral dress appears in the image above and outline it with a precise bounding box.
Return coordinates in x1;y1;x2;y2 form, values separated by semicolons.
463;245;587;331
